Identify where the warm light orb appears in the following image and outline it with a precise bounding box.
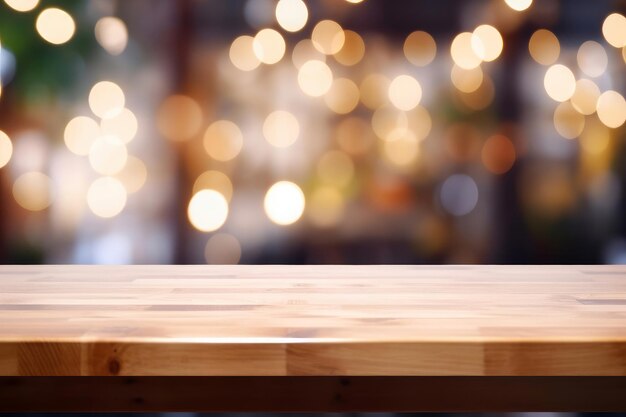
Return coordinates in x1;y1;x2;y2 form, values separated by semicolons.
388;75;422;111
596;90;626;129
0;130;13;169
253;28;285;65
577;41;608;78
275;0;308;32
298;59;333;97
89;135;128;175
64;116;100;156
89;81;125;119
553;101;585;139
529;29;560;65
602;13;626;48
36;8;75;45
403;31;436;67
263;110;300;147
311;20;345;55
471;25;503;62
100;108;138;144
334;30;365;66
187;189;229;232
382;129;419;166
360;74;390;109
451;65;483;93
156;95;203;141
264;181;305;226
193;170;233;201
87;176;127;218
317;150;354;187
308;186;344;227
292;39;326;69
570;79;600;116
450;32;482;69
13;172;53;211
371;105;408;141
4;0;39;12
115;155;147;194
95;17;128;55
504;0;533;11
324;78;360;114
205;233;242;264
543;64;575;102
203;120;243;161
229;35;261;71
481;135;516;174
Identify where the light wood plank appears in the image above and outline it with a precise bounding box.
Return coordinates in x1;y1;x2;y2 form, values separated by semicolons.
1;265;626;376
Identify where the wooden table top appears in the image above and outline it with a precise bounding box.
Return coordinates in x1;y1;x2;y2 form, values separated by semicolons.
1;265;626;376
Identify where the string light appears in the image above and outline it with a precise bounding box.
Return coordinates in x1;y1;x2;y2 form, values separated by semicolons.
0;130;13;169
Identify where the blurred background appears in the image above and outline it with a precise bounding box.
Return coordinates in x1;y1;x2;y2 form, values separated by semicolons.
0;0;625;265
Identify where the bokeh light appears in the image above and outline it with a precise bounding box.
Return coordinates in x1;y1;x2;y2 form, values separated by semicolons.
157;95;203;141
317;150;354;187
35;8;75;45
577;41;607;78
403;31;436;67
275;0;308;32
382;128;419;167
570;79;600;116
471;25;503;62
4;0;39;12
13;172;53;211
205;233;242;264
451;32;482;70
203;120;243;161
188;189;229;232
308;186;344;227
264;181;305;225
504;0;532;11
88;135;128;175
311;20;345;55
602;13;626;48
553;101;585;139
481;135;516;174
95;17;128;56
193;170;233;201
324;77;360;114
388;75;422;111
230;35;261;71
89;81;126;119
596;90;626;129
64;116;100;156
440;174;478;216
451;65;483;93
334;30;365;66
544;64;575;102
115;156;147;194
0;130;13;169
253;28;286;65
263;110;300;147
298;59;333;97
360;74;389;109
87;176;127;218
100;108;138;144
529;29;560;65
292;39;326;69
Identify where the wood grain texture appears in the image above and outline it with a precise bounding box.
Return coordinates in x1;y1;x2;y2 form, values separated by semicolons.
1;265;626;376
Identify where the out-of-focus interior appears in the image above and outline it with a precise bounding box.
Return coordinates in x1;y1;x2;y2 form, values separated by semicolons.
0;0;625;265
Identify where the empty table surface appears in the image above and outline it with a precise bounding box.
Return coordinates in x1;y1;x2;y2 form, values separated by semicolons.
1;265;626;376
